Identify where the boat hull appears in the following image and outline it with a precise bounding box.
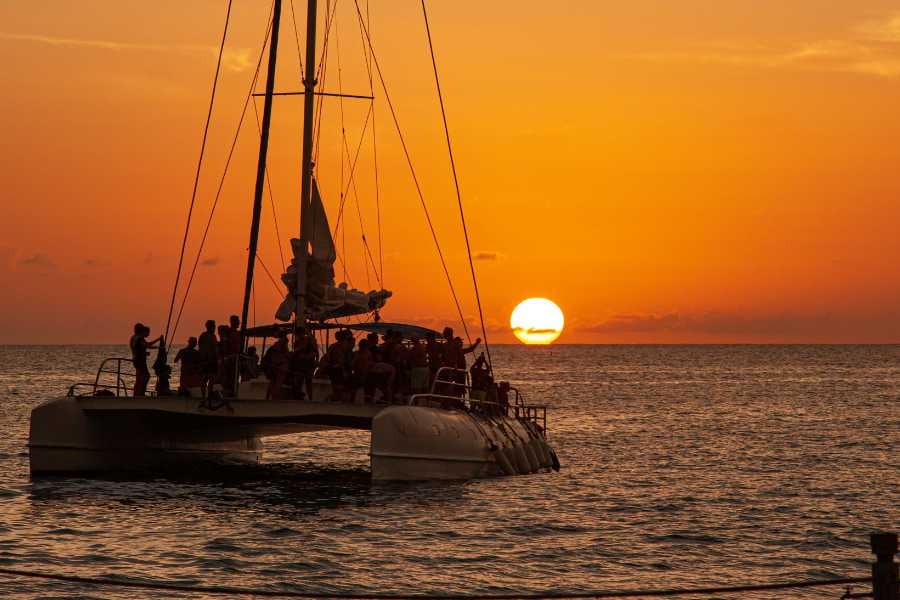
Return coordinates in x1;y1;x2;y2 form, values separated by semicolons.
370;405;554;481
29;393;557;480
29;396;262;474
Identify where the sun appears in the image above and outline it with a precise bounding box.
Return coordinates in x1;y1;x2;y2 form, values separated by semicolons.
510;298;565;345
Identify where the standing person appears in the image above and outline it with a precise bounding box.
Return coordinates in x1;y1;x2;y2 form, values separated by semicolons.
241;346;260;381
409;337;430;394
321;330;355;402
130;323;161;397
425;331;442;384
352;338;374;402
262;333;290;400
197;320;218;397
441;333;481;396
290;327;319;400
227;315;243;366
174;337;202;394
216;324;234;394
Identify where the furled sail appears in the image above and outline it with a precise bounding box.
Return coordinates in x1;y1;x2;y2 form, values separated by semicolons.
275;179;390;322
303;180;336;263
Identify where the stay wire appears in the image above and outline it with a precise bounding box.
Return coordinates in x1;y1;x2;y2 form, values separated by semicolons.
366;1;385;289
251;98;288;271
164;0;234;347
0;566;871;599
170;5;274;343
352;0;471;343
421;0;491;369
288;0;305;76
335;20;376;289
256;254;285;297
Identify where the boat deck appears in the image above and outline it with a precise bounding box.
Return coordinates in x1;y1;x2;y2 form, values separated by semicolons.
74;394;385;434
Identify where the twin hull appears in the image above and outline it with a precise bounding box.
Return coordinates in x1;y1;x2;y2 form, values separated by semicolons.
29;388;555;480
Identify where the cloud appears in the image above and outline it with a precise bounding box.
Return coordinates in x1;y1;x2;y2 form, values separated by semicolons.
856;12;900;43
18;253;55;270
0;33;254;72
472;251;500;261
200;257;221;267
627;12;900;78
83;258;111;268
513;327;559;335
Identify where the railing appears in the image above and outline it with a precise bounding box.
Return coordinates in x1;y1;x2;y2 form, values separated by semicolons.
416;370;549;435
67;357;135;398
430;366;469;394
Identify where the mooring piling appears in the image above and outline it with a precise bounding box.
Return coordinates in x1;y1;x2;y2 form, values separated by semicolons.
872;532;899;600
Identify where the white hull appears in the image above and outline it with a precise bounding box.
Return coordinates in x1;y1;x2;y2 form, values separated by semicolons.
371;405;556;480
30;380;558;480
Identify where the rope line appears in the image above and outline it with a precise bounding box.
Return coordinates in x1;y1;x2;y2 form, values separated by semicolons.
169;4;273;343
421;0;492;370
352;0;471;343
0;567;869;599
256;254;285;296
164;0;234;346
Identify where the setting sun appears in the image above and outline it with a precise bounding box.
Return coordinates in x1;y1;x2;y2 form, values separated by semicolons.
510;298;565;345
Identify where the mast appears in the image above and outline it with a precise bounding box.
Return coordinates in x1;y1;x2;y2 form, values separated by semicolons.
295;0;318;329
240;0;283;344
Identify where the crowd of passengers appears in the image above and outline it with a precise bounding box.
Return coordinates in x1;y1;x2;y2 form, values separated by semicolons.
130;317;509;409
260;326;495;406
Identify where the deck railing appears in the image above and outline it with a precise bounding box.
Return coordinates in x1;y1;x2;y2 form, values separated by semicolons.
418;369;549;435
67;357;135;397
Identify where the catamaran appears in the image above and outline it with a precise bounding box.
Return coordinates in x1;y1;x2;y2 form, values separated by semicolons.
29;0;559;480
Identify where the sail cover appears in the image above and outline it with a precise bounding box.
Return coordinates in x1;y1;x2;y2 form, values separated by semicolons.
303;180;336;263
275;179;390;322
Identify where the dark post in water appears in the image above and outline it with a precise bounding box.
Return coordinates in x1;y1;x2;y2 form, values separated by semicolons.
871;532;899;600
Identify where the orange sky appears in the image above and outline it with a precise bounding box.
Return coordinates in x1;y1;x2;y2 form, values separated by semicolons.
2;1;900;344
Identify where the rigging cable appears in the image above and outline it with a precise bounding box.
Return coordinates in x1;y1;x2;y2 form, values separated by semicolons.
352;0;471;343
364;0;385;288
164;0;234;347
288;0;305;76
169;4;274;343
251;98;288;271
335;17;377;289
256;254;286;297
421;0;492;370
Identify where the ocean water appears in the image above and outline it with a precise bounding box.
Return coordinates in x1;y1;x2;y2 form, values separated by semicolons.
0;344;898;599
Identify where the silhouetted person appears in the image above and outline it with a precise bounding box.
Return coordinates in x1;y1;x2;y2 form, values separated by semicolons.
130;323;161;397
425;331;442;383
174;337;201;393
352;338;374;402
409;337;430;394
469;353;492;401
216;324;234;393
197;320;218;397
262;333;290;400
290;327;318;400
241;346;260;381
227;315;242;356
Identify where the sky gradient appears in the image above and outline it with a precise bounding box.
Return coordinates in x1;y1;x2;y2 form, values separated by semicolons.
2;1;900;344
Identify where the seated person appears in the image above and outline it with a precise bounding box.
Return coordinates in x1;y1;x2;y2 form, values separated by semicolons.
241;346;260;381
